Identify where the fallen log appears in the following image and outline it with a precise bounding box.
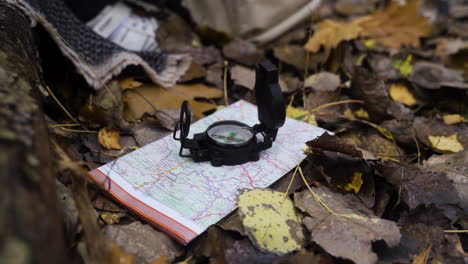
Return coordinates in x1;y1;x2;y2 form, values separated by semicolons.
0;2;67;263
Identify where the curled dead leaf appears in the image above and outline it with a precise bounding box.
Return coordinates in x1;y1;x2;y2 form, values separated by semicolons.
98;126;123;150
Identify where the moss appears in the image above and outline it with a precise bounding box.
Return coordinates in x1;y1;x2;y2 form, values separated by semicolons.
0;129;16;141
0;237;31;264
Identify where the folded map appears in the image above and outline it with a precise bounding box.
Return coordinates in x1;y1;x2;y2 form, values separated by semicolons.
88;100;326;244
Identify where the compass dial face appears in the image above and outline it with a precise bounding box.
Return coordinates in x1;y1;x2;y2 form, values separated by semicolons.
207;123;254;146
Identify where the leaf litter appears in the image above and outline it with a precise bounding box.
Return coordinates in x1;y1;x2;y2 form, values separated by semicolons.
41;0;468;263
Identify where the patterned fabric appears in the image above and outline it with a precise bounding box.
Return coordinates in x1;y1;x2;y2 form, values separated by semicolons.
3;0;190;89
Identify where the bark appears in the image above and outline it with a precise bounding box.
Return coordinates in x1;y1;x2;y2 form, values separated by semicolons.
0;3;67;263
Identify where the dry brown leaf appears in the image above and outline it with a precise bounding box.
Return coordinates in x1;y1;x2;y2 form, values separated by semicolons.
123;84;222;120
305;0;431;54
305;19;363;55
359;0;432;49
168;84;223;99
120;77;143;90
98;126;123;150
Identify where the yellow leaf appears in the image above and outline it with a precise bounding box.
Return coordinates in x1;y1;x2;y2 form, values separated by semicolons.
238;189;304;255
344;108;355;120
109;243;136;264
99;212;126;225
120;77;143;90
123;84;222;120
392;55;414;77
337;172;363;193
305;1;431;55
354;108;369;119
389;84;417;106
286;106;317;126
98;126;123;150
428;134;464;153
412;246;431;264
443;114;466;125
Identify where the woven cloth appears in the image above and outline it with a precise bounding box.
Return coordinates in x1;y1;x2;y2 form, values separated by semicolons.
3;0;190;89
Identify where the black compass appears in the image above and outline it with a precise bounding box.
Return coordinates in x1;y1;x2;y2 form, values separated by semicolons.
173;61;286;166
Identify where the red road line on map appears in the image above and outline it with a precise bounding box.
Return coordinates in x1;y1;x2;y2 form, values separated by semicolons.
259;156;288;172
192;212;226;221
241;165;256;188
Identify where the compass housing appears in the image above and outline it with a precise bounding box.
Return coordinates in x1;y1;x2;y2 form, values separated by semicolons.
173;60;285;167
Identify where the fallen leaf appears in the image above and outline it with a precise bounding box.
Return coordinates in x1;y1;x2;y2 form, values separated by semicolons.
443;114;466;125
305;1;431;55
178;62;206;82
294;186;374;219
230;65;255;90
389;84;417;106
428;134;464;153
224;239;277;264
383;165;459;210
392;55;414;77
223;38;262;66
412;246;431;264
307;132;363;158
409;62;465;90
306;213;401;264
237;189;304;255
98;126;123;150
286;106;317;126
424;151;468;215
359;1;432;49
109;242;136;264
304;72;341;92
104;222;182;263
99;211;126;225
358;132;403;159
305;19;363;57
354;108;370;119
230;65;290;92
120;77;143;90
273;45;308;70
414;117;468;153
335;0;376;16
123;84;222;120
337;171;363;193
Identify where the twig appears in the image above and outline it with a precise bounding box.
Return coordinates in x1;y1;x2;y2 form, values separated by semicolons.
61;128;98;133
298;165;335;215
284;160;302;195
412;130;421;164
444;230;468;233
44;85;80;125
89;149;118;158
309;99;364;113
49;123;81;127
55;32;119;106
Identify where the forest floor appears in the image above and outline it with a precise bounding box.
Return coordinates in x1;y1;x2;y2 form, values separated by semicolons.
41;0;468;263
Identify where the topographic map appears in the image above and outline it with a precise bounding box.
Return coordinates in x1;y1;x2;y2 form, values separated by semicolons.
89;100;327;244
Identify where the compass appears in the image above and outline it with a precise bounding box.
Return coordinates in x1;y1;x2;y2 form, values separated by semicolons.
173;61;286;166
